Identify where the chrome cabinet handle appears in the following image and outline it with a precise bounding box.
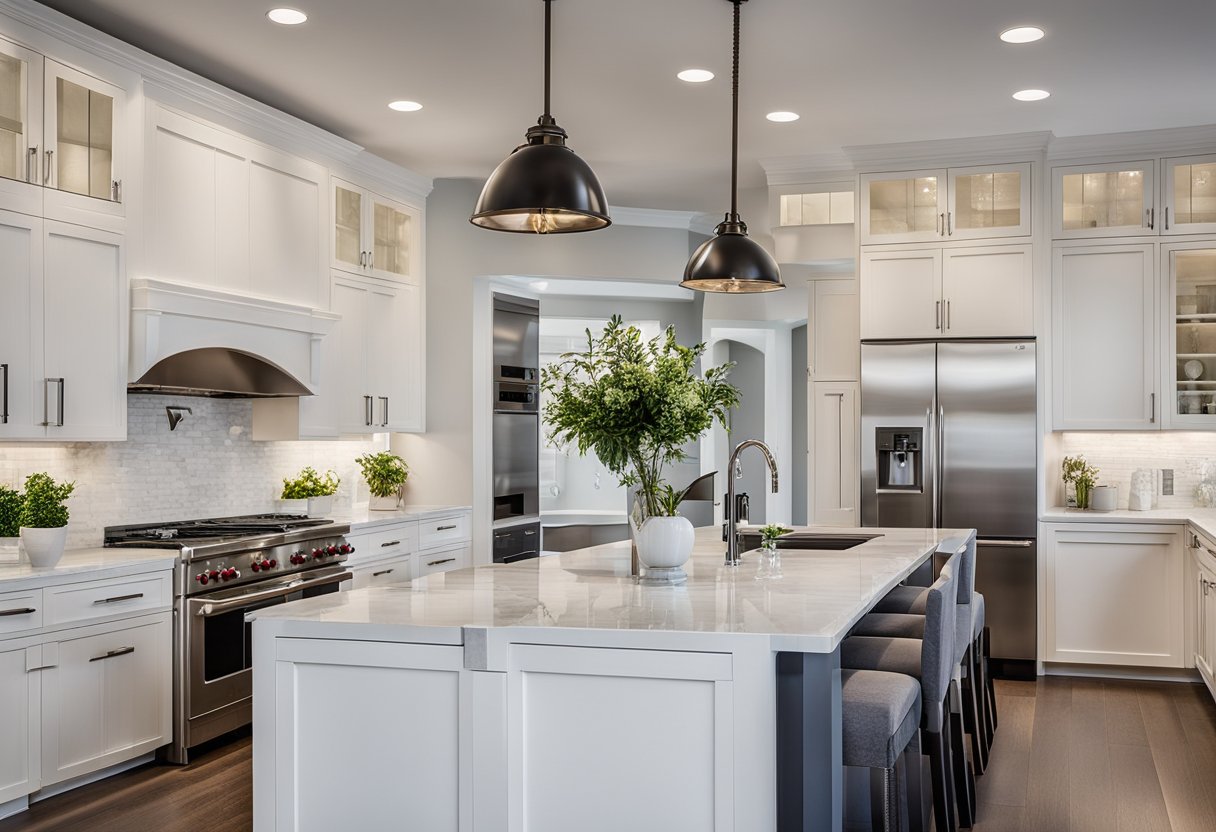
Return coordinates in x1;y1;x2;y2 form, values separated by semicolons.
523;529;536;536
111;179;122;203
436;524;457;531
976;539;1034;548
426;558;455;567
1146;207;1155;230
43;149;53;185
0;607;36;617
368;250;374;269
945;299;951;330
372;568;394;577
380;540;402;548
1;363;8;424
364;395;373;426
947;211;953;236
380;396;389;427
27;147;37;183
93;592;144;605
935;300;942;330
1165;206;1170;230
1150;393;1156;424
937;213;944;236
89;646;134;662
41;378;64;427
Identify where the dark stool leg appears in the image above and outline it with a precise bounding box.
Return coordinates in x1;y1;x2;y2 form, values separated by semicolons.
983;627;998;735
949;681;976;827
962;646;988;774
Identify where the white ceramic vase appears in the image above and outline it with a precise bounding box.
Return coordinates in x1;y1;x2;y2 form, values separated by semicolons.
20;526;68;567
306;495;334;518
636;516;694;584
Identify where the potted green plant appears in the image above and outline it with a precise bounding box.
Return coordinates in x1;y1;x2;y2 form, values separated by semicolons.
356;452;410;510
0;485;21;562
542;317;739;582
758;524;792;554
1062;455;1099;510
281;467;340;517
18;473;75;567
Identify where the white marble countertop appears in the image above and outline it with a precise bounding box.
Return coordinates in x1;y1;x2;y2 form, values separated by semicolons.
0;547;177;592
250;525;965;653
1041;507;1216;540
332;504;471;532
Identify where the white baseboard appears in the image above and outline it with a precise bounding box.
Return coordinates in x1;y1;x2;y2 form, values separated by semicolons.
1041;662;1203;684
0;796;29;821
30;753;155;803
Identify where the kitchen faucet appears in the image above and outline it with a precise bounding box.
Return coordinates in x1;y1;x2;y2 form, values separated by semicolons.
725;439;779;566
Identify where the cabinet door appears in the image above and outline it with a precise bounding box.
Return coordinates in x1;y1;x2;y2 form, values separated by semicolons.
941;244;1033;337
1195;557;1215;686
379;281;424;432
0;37;44;216
809;279;859;382
1052;160;1155;239
42;615;171;785
329;276;372;434
0;210;44;439
1164;154;1216;236
859;169;947;244
42;59;125;225
331;178;365;274
367;192;420;285
1045;525;1185;667
860;248;942;339
0;643;40;804
248;148;326;307
41;221;125;440
810;382;858;527
1164;245;1216;428
1052;245;1157;430
417;544;470;577
947;163;1031;240
365;280;399;431
369;554;414;586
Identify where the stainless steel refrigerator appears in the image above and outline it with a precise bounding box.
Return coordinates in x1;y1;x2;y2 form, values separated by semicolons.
861;340;1037;677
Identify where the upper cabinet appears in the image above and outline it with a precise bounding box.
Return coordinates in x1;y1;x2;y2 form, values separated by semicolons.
332;178;421;285
860;163;1030;244
1165;244;1216;428
1164;155;1216;236
1052;160;1155;239
146;105;327;308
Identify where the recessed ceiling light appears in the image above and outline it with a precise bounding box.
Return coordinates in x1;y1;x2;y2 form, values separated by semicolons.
388;100;423;112
267;8;307;25
1012;89;1050;101
1000;26;1045;44
677;68;715;83
766;111;800;123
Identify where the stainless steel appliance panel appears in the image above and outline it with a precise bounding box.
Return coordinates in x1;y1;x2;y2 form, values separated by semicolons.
861;342;937;528
974;538;1038;669
493;522;541;563
937;341;1038;538
492;412;539;521
492;295;540;381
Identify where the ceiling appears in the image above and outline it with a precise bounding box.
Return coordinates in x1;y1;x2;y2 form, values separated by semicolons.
39;0;1216;212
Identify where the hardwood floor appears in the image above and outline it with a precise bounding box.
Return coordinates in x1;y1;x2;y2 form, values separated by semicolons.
1;678;1213;832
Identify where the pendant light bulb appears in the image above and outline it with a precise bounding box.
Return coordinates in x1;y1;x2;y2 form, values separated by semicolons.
471;0;611;234
681;0;783;293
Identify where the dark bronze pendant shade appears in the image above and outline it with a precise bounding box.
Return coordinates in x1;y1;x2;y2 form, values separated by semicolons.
682;0;783;293
471;0;610;234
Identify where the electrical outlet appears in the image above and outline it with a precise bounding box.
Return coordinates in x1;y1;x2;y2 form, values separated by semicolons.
1162;469;1174;496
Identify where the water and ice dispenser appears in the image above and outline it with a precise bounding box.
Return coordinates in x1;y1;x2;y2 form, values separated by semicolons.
876;428;923;492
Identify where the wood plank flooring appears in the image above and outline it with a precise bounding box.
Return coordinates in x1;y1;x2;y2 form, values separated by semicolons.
1;678;1213;832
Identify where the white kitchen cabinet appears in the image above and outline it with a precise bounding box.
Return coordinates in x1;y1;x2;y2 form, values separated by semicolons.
506;644;736;831
0;643;40;805
861;245;1032;340
146;105;326;308
0;214;125;441
1192;540;1216;696
0;36;43;217
861;164;1031;245
1164;154;1216;236
808;279;859;382
40;614;171;786
1052;244;1157;430
348;554;414;589
416;544;471;578
332;178;421;285
1043;523;1185;668
1164;243;1216;428
1052;160;1156;239
810;381;858;527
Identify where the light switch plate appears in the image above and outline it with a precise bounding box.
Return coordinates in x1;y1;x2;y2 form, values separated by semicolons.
1162;469;1174;496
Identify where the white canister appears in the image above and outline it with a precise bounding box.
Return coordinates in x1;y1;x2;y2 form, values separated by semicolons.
1090;485;1118;512
1129;469;1155;511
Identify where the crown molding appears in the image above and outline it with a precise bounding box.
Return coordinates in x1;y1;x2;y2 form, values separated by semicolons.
844;131;1053;170
608;206;701;230
1048;124;1216;162
690;213;720;236
759;152;854;187
493;275;694;301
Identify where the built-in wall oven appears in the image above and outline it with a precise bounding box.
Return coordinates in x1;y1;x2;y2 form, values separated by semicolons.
492;294;541;528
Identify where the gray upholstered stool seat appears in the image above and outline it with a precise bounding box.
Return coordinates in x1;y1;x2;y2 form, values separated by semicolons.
841;669;922;770
872;584;929;615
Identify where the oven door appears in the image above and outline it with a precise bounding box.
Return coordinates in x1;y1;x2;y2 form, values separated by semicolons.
184;566;350;720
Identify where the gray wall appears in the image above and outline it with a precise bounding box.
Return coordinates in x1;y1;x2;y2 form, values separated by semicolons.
791;324;808;525
724;341;767;525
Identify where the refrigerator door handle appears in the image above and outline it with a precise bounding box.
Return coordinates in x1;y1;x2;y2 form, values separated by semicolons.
977;539;1034;548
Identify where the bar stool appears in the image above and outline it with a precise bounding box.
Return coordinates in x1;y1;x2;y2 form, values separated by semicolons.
842;552;960;832
841;669;922;831
973;594;997;739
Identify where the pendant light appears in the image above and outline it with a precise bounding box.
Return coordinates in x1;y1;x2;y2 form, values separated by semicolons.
470;0;611;234
682;0;783;293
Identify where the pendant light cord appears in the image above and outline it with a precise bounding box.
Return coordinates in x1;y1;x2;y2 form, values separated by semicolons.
730;0;741;218
543;0;552;119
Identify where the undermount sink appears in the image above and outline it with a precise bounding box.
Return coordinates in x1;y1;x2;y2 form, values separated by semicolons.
739;531;883;551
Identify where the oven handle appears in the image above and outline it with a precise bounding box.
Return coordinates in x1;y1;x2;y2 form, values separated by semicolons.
193;570;351;617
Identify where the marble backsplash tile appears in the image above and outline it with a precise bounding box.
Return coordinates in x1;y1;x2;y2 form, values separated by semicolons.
0;396;386;548
1057;432;1216;509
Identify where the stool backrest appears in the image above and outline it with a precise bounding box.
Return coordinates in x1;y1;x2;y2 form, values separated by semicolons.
920;550;960;728
936;531;976;606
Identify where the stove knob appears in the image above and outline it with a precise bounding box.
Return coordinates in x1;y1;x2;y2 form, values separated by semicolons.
312;548;325;560
196;573;209;585
338;544;353;555
293;554;304;565
208;569;220;581
326;545;338;556
268;559;278;568
250;561;261;572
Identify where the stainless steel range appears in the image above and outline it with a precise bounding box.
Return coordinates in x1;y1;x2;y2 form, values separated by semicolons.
105;514;353;763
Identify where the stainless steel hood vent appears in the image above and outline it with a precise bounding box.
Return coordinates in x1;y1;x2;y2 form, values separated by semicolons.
128;348;313;398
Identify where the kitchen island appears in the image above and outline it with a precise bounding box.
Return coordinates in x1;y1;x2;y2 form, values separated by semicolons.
249;524;968;832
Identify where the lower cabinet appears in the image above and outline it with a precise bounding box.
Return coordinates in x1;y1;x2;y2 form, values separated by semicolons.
809;382;859;527
40;615;171;785
348;553;413;589
1043;523;1185;667
1190;528;1216;697
416;544;471;578
0;643;40;805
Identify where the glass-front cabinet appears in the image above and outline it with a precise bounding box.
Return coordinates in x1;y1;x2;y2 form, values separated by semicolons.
0;39;40;187
947;163;1031;240
1164;155;1216;236
861;164;1031;244
860;169;946;244
1052;160;1155;239
1168;245;1216;428
331;178;420;284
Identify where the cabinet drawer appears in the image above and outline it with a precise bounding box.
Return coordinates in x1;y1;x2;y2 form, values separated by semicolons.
0;588;43;637
355;523;419;564
416;545;470;577
347;554;413;590
45;573;171;627
419;514;470;549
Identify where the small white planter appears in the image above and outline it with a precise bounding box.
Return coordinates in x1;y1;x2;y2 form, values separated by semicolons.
369;491;402;511
306;495;335;518
0;536;20;564
635;515;694;585
278;498;307;515
20;526;68;568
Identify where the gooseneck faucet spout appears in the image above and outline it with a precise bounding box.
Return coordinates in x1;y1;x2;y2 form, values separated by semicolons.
725;439;779;567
